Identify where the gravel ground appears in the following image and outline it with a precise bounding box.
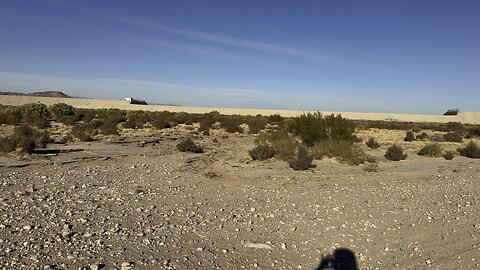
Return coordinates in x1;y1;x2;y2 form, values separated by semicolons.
1;134;479;270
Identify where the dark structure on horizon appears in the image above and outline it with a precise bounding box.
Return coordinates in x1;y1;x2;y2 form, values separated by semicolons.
443;109;459;116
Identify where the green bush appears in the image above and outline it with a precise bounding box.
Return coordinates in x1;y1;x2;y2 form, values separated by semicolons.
151;118;171;130
385;144;407;161
48;103;74;117
220;115;244;133
249;144;275;161
458;141;480;158
366;137;380;149
404;130;416;142
289;145;314;170
418;143;442;157
0;125;50;153
268;114;284;123
443;132;463;142
0;108;22;125
123;120;144;129
287;112;355;147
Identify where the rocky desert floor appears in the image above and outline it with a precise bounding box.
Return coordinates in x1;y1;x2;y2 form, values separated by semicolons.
0;127;479;270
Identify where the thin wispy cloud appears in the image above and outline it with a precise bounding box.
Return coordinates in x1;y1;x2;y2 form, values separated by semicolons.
112;17;329;60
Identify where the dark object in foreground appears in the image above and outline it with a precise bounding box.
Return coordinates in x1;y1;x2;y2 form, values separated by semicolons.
385;144;407;161
458;141;480;158
316;248;358;270
176;138;204;153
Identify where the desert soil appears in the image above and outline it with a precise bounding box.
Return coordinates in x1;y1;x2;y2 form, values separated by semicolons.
0;128;479;270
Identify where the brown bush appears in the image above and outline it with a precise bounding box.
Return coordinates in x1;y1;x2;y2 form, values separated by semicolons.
247;117;267;134
418;143;442;157
366;137;380;149
249;144;275;161
220;115;244;133
313;140;372;165
443;151;455;160
176;138;204;153
289;145;314;170
71;124;94;141
443;132;463;142
416;132;429;141
404;131;416;142
385;144;407;161
458;141;480;158
0;125;50;153
255;130;298;161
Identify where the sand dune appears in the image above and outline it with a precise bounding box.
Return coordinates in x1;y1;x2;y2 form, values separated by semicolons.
1;95;479;124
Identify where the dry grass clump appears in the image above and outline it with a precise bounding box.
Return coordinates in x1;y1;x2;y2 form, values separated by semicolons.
289;145;314;171
363;163;379;172
366;137;380;149
313;140;374;165
458;141;480;158
249;143;275;161
385;144;407;161
0;125;50;153
255;130;299;161
416;132;429;141
442;132;463;142
247;117;267;134
176;138;204;153
0;106;22;125
70;123;95;141
418;143;443;157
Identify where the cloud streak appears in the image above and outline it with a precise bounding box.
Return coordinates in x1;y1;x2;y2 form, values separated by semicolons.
113;17;328;60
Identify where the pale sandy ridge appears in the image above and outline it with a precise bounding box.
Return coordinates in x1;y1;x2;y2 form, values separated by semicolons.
1;95;480;124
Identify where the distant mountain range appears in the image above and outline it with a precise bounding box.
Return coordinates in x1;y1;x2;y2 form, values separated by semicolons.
0;91;72;98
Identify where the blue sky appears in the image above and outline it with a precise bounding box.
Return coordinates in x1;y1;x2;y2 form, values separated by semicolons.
0;0;479;114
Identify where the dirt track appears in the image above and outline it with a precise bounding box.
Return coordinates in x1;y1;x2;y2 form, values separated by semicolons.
1;130;479;269
1;95;480;124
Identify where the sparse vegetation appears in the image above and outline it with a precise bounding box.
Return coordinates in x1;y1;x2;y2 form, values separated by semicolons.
404;130;416;142
418;143;443;157
176;138;204;153
443;132;463;142
247;117;267;134
458;141;480;158
366;137;380;149
363;163;379;172
313;140;373;165
249;143;275;161
71;123;94;141
444;151;455;160
255;130;298;161
385;144;407;161
48;103;75;118
287;112;355;147
0;125;50;153
289;145;314;170
416;132;429;141
219;115;244;133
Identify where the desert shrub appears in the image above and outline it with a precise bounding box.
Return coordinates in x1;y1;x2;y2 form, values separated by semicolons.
0;109;22;125
71;123;94;141
15;103;50;128
171;112;198;125
445;122;467;132
56;114;81;125
123;120;144;129
404;130;416;142
458;141;480;158
48;103;74;117
106;108;126;117
418;143;443;157
98;121;119;135
313;140;372;165
385;144;407;161
62;134;74;144
219;115;244;133
267;114;284;123
443;132;463;142
287;112;355;147
444;151;455;160
176;138;204;153
255;130;298;161
199;118;216;135
352;134;363;142
0;125;50;153
249;143;275;161
467;126;480;138
416;132;429;141
76;109;96;123
151;118;171;130
247;117;267;134
366;137;380;149
289;145;314;171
